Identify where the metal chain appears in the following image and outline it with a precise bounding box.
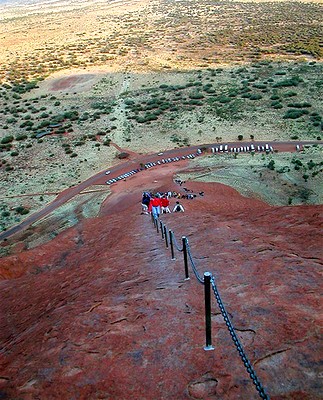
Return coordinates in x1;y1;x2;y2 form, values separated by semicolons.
186;241;204;284
150;217;270;399
172;231;183;252
210;276;270;400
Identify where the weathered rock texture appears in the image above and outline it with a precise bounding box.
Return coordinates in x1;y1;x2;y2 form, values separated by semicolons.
0;173;322;400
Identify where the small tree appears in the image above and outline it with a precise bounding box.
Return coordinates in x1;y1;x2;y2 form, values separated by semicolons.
238;134;243;141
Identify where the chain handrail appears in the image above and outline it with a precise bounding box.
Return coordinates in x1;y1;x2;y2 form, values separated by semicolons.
150;216;270;399
210;275;270;400
172;231;183;252
186;241;204;284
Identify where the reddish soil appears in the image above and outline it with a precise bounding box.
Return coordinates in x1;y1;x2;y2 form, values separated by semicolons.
0;163;322;399
49;74;97;91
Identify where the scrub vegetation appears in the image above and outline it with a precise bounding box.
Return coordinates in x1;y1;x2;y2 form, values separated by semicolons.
0;0;322;232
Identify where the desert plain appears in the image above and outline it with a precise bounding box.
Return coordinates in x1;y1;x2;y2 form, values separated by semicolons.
0;0;322;399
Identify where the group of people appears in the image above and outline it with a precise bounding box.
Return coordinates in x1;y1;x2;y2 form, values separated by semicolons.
141;192;185;218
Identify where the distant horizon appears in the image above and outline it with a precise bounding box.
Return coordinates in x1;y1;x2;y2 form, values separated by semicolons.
0;0;124;11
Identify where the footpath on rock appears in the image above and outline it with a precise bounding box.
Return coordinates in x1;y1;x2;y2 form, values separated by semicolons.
0;154;322;399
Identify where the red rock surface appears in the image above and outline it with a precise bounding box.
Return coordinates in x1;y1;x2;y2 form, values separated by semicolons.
0;168;322;400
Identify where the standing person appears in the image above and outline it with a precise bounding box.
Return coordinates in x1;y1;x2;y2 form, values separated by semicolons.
172;201;185;212
151;194;161;219
141;192;151;214
161;195;171;214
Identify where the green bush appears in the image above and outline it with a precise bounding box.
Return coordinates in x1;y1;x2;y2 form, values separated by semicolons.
15;206;29;215
1;135;14;144
217;95;231;103
16;134;28;141
283;91;297;97
287;102;311;108
273;76;302;88
271;101;283;109
283;109;309;119
267;160;275;170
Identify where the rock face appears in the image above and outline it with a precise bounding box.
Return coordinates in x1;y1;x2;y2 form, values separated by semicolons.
0;175;322;400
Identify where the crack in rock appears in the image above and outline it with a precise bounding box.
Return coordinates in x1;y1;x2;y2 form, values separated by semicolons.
188;372;218;399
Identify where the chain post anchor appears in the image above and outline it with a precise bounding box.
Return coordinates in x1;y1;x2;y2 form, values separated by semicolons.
169;230;176;260
182;236;189;280
203;271;215;351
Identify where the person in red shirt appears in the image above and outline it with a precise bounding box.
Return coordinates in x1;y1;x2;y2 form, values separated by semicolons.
151;195;161;218
161;195;171;213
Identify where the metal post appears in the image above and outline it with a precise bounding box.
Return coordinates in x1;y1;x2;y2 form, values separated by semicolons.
169;230;175;260
182;236;189;280
164;225;168;248
160;221;164;238
204;272;214;351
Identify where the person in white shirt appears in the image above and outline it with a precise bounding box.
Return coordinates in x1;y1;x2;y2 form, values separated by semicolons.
173;201;185;212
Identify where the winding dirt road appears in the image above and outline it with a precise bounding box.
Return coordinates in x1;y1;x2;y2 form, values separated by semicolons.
0;140;320;241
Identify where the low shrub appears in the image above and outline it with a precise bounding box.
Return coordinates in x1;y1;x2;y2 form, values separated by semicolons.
15;206;29;215
283;109;309;119
287;102;311;108
1;135;14;144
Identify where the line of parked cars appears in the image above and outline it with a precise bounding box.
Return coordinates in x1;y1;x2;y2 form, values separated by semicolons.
144;153;197;169
106;168;141;185
106;151;201;185
211;144;273;153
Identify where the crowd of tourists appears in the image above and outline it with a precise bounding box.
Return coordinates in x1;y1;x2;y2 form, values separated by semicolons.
141;192;185;218
141;176;207;218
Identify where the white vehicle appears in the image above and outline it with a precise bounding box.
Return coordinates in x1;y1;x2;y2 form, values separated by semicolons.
158;152;164;156
250;144;255;151
224;145;228;152
105;170;111;175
